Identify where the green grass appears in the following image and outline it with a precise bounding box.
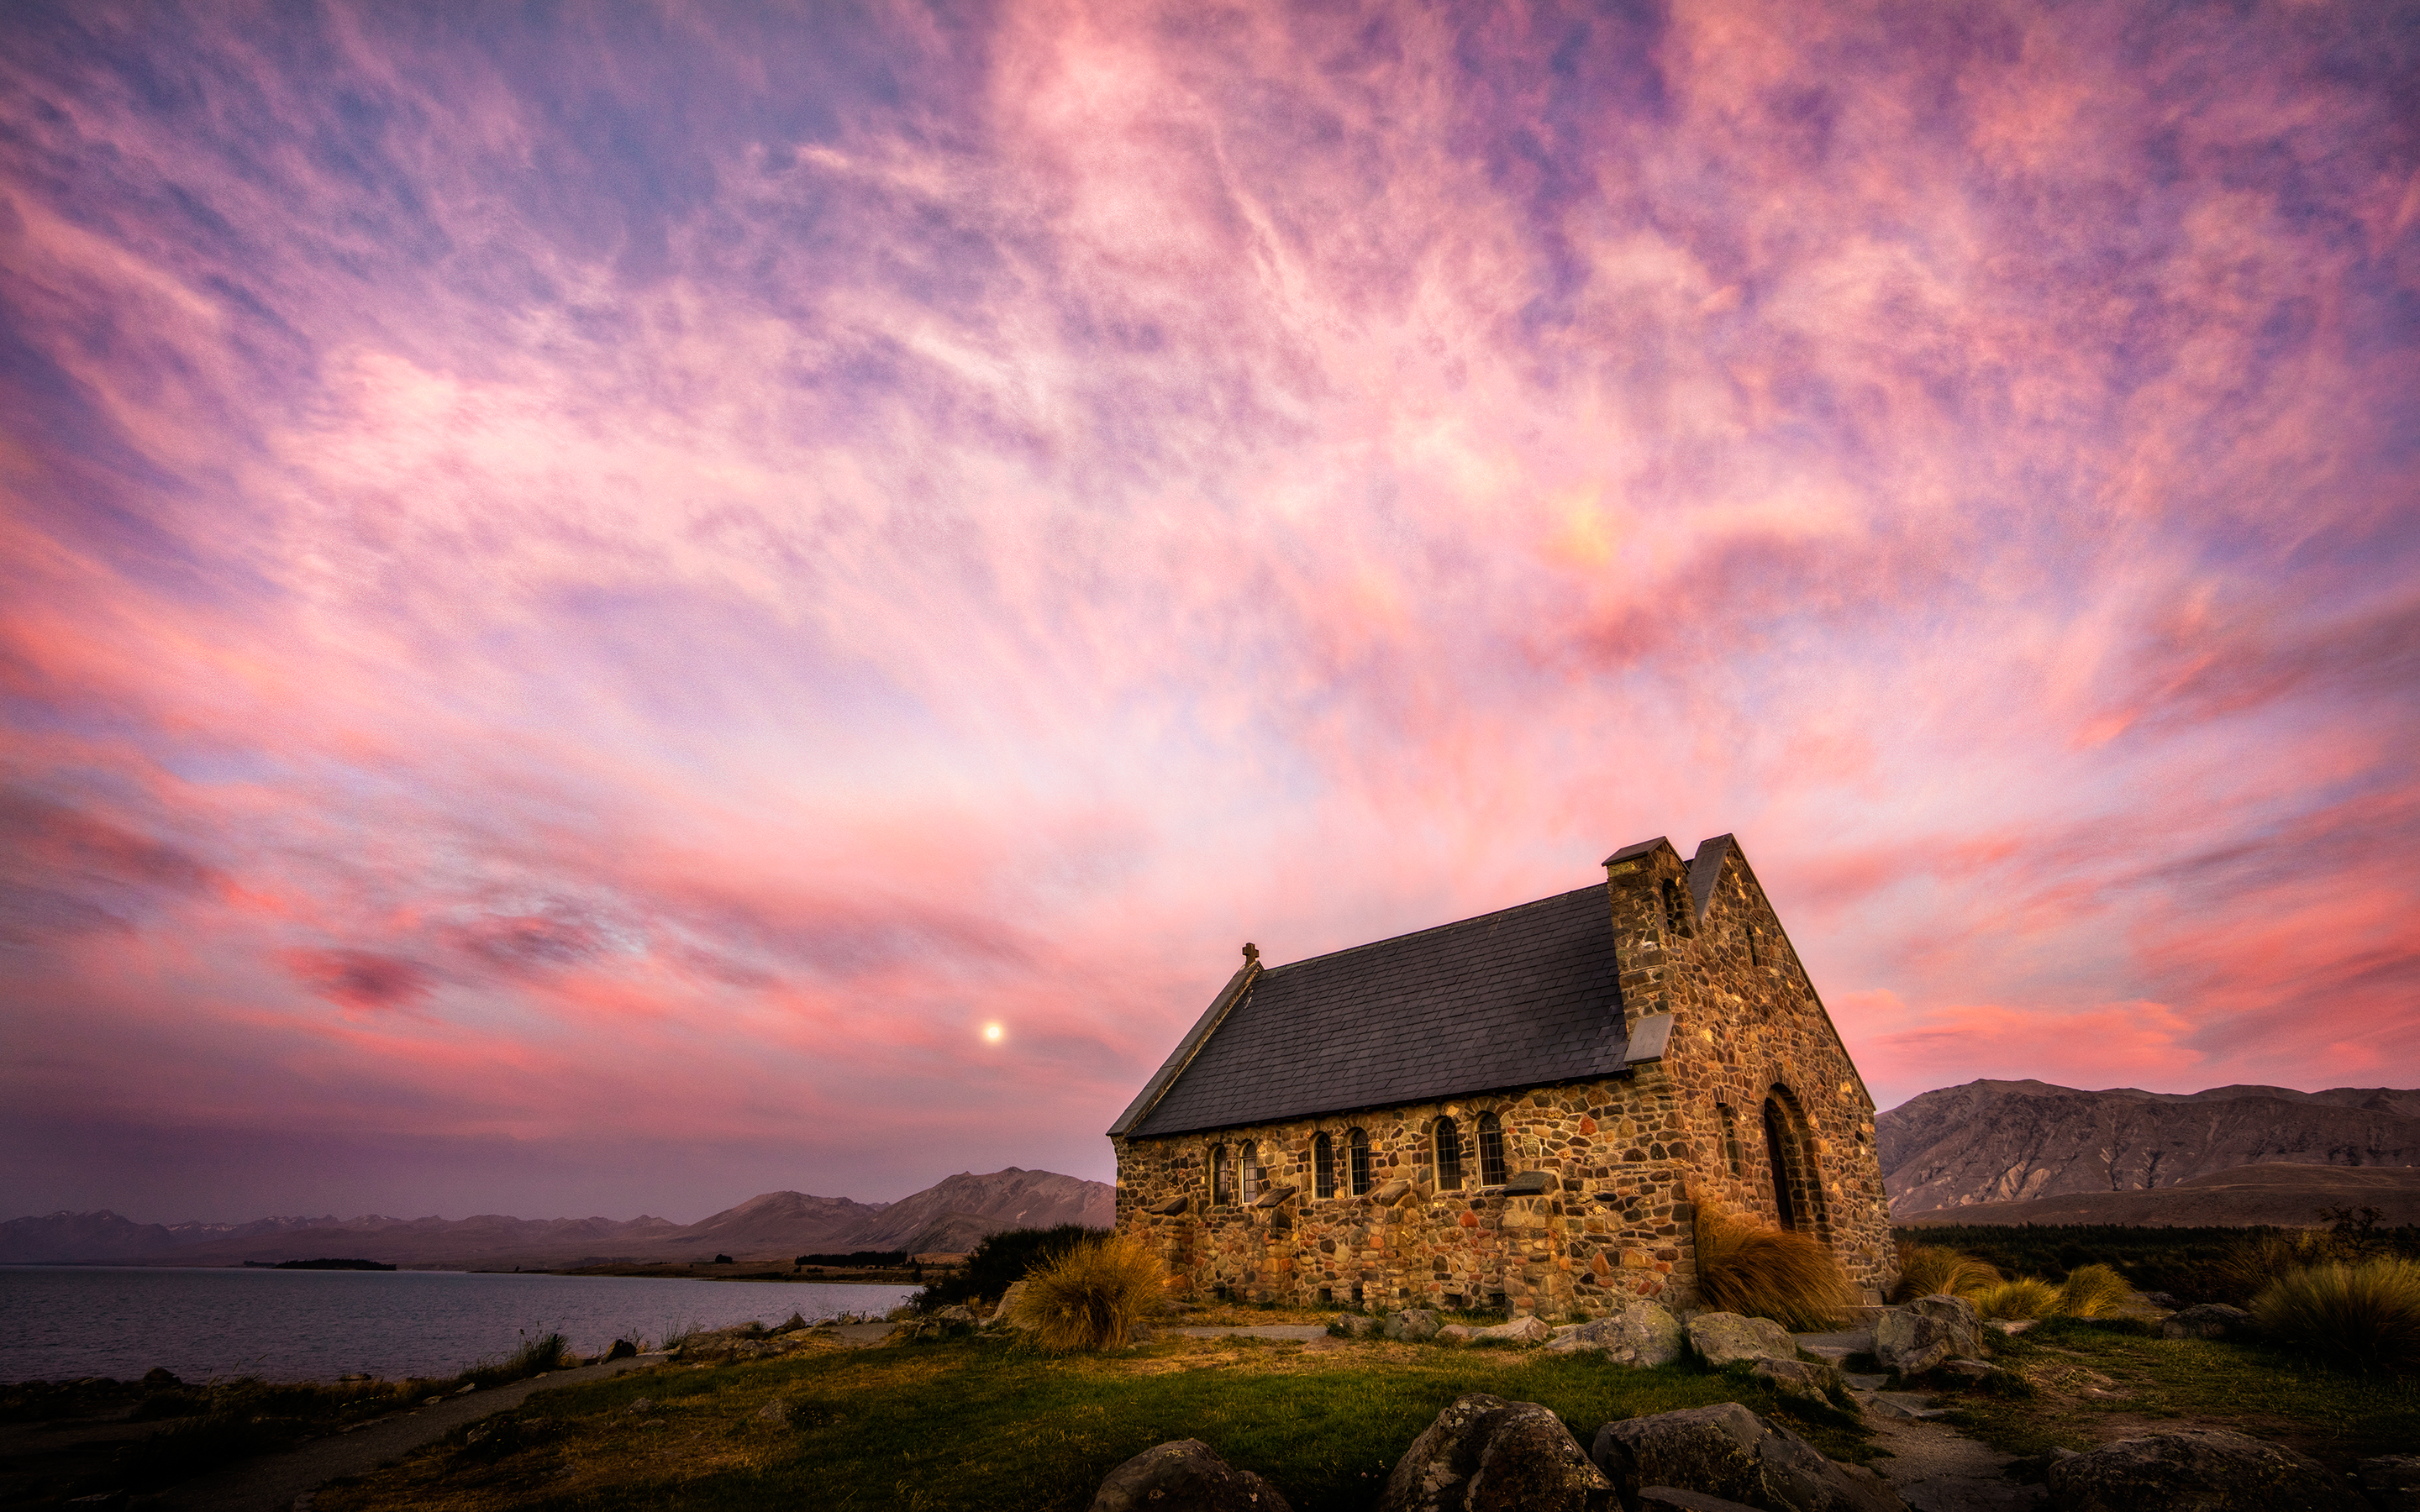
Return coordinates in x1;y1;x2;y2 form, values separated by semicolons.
1934;1317;2420;1470
316;1333;1873;1512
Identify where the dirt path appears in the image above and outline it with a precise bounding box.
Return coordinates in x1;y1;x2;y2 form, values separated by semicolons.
1849;1381;2044;1512
147;1354;671;1512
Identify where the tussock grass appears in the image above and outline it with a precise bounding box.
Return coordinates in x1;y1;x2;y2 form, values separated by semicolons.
1012;1233;1170;1352
1695;1203;1856;1330
1894;1243;2001;1303
1976;1277;2062;1320
2254;1257;2420;1373
2056;1263;2133;1320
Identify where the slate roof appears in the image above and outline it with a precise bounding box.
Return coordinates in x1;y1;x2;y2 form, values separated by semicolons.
1124;884;1631;1138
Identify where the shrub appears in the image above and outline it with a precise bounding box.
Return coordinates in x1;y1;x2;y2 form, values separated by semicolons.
1894;1244;2000;1303
1695;1203;1856;1331
1009;1232;1169;1352
2253;1257;2420;1373
1976;1277;2061;1320
2057;1263;2133;1319
915;1224;1106;1312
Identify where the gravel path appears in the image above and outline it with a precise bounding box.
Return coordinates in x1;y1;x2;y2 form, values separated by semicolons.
148;1353;670;1512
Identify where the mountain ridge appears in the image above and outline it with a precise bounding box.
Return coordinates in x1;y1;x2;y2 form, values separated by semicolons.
0;1168;1110;1268
1877;1079;2420;1218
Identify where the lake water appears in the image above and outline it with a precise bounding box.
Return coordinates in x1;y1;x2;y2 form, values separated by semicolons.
0;1266;920;1383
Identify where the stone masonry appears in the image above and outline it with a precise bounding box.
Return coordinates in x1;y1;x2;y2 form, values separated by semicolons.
1110;835;1897;1316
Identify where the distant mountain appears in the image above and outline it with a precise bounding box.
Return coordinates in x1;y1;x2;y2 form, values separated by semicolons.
842;1168;1115;1255
1;1168;1110;1268
1878;1079;2420;1219
1897;1163;2420;1228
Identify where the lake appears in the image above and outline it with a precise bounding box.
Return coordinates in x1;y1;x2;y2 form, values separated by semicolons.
0;1266;920;1383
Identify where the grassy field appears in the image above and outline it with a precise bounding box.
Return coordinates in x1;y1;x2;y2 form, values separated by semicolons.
313;1331;1870;1512
1934;1318;2420;1467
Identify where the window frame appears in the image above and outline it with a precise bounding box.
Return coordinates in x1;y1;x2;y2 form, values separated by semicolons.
1348;1128;1370;1196
1210;1143;1229;1205
1240;1141;1260;1202
1313;1131;1335;1199
1476;1110;1506;1186
1434;1115;1464;1191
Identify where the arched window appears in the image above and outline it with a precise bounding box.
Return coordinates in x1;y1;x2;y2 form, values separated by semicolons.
1348;1128;1370;1195
1747;926;1762;969
1435;1116;1464;1191
1477;1110;1506;1186
1240;1142;1260;1202
1210;1144;1229;1205
1313;1131;1335;1199
1662;877;1689;935
1718;1103;1745;1177
1763;1086;1833;1241
1761;1101;1797;1229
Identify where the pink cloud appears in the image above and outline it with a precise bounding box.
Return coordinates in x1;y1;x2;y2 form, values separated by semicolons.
1;0;2413;1220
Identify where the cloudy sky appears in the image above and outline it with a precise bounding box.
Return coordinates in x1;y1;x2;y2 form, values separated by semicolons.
3;0;2414;1224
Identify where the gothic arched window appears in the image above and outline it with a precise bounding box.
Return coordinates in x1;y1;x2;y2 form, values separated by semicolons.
1348;1128;1370;1196
1435;1116;1464;1191
1477;1110;1507;1186
1313;1131;1335;1199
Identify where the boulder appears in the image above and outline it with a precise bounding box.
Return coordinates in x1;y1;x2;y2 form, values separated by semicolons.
624;1397;655;1415
988;1280;1030;1327
1750;1357;1843;1410
1687;1312;1797;1368
1091;1439;1292;1512
2045;1429;2365;1511
2359;1454;2420;1512
755;1399;791;1424
1471;1315;1555;1347
1438;1325;1476;1344
2160;1304;2254;1341
934;1304;977;1324
603;1338;639;1361
1591;1401;1906;1512
1873;1295;1981;1377
1544;1301;1685;1367
1385;1309;1443;1342
1330;1313;1379;1338
140;1368;182;1388
1378;1393;1612;1512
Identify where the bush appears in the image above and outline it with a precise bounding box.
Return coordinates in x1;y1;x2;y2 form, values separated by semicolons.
915;1224;1106;1312
1009;1232;1169;1352
2253;1257;2420;1373
1976;1277;2061;1320
2057;1263;2133;1319
1695;1204;1856;1331
1894;1244;2000;1303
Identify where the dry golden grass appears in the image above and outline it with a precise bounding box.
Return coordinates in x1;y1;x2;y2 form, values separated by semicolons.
1894;1243;2001;1303
1976;1277;2062;1320
2056;1263;2133;1319
2254;1257;2420;1373
1693;1202;1857;1330
1010;1233;1171;1352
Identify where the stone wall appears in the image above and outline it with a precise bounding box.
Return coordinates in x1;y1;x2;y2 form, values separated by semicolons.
1112;835;1899;1315
1113;1068;1702;1317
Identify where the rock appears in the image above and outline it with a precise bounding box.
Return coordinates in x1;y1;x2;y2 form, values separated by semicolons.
1940;1359;1996;1378
1687;1312;1797;1368
2045;1429;2365;1511
1089;1438;1292;1512
1544;1300;1685;1367
1750;1357;1843;1409
624;1397;656;1415
1471;1315;1555;1347
603;1338;639;1361
1641;1491;1765;1512
2160;1304;2254;1341
756;1399;790;1424
1874;1295;1982;1377
1378;1393;1612;1512
140;1368;181;1388
989;1280;1030;1327
934;1304;977;1324
1438;1325;1476;1344
1591;1401;1907;1512
2359;1454;2420;1512
1384;1309;1442;1342
1331;1313;1379;1338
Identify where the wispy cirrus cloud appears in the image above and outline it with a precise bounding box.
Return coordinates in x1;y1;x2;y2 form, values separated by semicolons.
2;0;2413;1220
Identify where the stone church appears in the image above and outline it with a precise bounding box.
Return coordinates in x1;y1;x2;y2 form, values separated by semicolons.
1108;834;1897;1317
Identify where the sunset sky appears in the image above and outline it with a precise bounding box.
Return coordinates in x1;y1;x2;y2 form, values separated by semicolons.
3;0;2415;1224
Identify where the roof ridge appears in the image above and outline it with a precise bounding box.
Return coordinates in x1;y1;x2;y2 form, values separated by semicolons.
1257;882;1607;977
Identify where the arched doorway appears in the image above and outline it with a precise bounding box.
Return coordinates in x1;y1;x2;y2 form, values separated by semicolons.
1761;1086;1832;1242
